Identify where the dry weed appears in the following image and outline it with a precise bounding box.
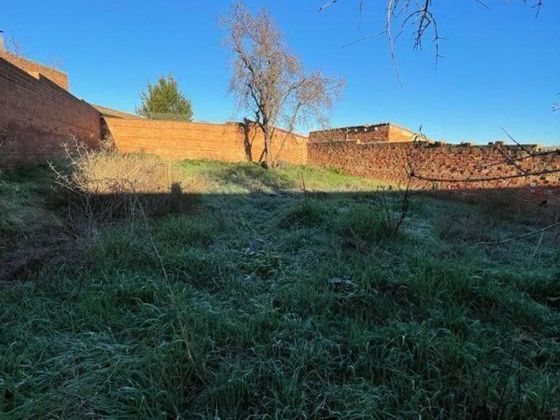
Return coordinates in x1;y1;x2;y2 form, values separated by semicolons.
58;139;180;194
50;139;194;222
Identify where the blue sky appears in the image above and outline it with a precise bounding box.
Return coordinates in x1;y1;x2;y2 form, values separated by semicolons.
3;1;559;144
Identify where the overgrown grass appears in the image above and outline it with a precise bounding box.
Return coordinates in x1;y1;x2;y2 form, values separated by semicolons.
1;158;559;418
0;167;60;237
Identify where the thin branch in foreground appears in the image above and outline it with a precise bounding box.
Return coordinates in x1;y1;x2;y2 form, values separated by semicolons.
479;220;560;245
319;0;341;12
412;168;560;184
385;0;404;87
342;30;385;48
494;146;529;176
483;149;560;168
501;127;537;158
321;0;546;80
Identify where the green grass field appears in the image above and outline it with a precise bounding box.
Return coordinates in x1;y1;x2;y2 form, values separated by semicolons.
1;159;559;418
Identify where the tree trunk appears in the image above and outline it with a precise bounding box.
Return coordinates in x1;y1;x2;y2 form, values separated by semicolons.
263;130;272;169
242;119;253;162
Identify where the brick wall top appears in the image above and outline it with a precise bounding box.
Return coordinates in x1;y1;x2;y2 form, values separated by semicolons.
0;50;69;90
309;123;418;144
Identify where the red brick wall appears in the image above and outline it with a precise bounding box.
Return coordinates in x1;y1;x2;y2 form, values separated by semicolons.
310;125;390;143
104;117;308;165
0;57;101;169
0;50;69;90
309;124;417;144
389;125;418;142
247;123;308;165
308;140;560;207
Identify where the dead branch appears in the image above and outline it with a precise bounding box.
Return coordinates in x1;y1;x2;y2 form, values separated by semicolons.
482;148;560;168
479;220;560;245
322;0;545;63
412;167;559;184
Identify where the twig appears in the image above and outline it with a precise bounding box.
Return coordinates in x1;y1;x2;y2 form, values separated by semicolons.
495;145;529;176
121;181;196;365
479;220;560;245
483;149;559;168
412;168;560;183
530;230;545;260
501;127;536;158
392;172;412;235
301;172;308;196
319;0;341;12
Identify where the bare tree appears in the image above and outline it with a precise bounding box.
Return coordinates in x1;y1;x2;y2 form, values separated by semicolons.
222;3;344;168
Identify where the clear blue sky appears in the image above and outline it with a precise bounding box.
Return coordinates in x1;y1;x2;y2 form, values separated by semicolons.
3;1;559;144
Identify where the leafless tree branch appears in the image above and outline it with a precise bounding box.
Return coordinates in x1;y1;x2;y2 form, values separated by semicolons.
322;0;545;69
222;2;344;168
479;220;560;245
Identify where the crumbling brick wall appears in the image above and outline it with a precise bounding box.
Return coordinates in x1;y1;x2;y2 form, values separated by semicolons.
308;139;560;209
103;117;308;165
0;57;101;169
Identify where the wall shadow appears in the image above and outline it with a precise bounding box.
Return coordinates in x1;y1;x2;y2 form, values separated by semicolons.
2;181;558;283
84;184;560;224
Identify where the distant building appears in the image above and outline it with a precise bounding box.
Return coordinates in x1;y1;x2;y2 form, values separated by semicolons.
309;122;428;144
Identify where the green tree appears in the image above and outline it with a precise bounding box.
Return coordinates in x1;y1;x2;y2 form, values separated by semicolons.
137;75;193;121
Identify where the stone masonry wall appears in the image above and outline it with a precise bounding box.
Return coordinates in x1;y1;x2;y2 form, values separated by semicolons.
0;57;101;169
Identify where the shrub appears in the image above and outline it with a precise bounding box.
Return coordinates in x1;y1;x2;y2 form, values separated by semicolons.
50;140;193;221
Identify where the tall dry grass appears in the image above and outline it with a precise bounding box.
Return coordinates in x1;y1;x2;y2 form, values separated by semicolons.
50;140;192;223
56;140;180;194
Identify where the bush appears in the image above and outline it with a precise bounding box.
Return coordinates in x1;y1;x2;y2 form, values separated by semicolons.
51;141;192;221
59;142;179;194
